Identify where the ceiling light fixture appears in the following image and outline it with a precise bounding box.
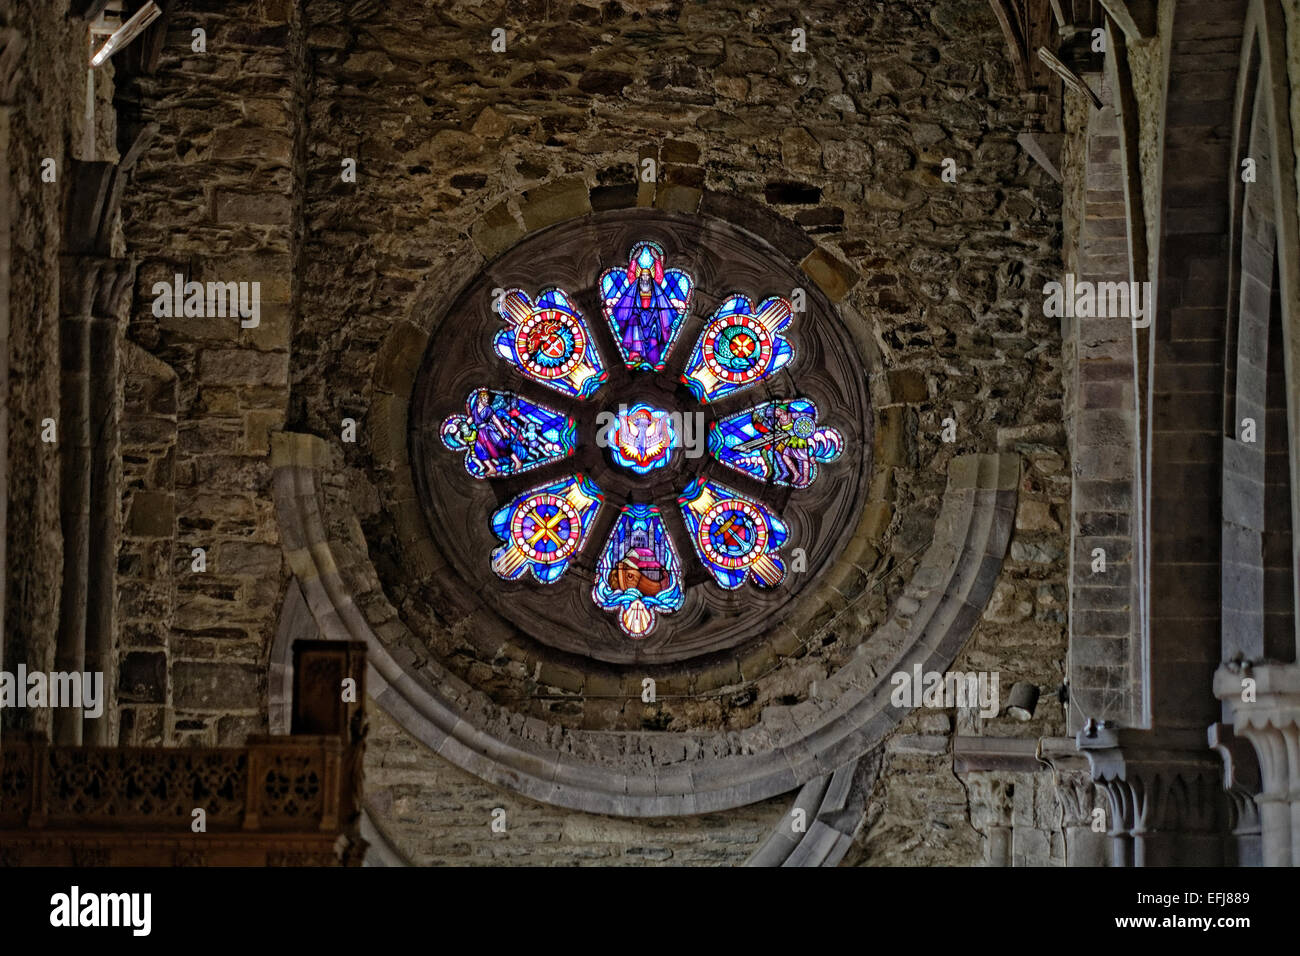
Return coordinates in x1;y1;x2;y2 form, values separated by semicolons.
90;1;161;68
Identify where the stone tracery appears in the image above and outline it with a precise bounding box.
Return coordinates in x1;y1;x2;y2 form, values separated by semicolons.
413;213;874;664
438;236;849;642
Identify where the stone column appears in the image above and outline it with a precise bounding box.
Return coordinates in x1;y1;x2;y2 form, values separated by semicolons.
0;27;22;737
54;263;93;745
1215;664;1300;866
85;259;132;745
1077;723;1227;866
59;154;142;745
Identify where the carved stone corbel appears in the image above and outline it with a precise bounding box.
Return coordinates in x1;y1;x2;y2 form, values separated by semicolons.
1038;736;1108;866
1076;723;1228;866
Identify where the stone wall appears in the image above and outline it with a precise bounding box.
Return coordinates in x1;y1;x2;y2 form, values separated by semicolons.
286;0;1070;865
1;0;109;734
116;0;302;745
365;702;788;866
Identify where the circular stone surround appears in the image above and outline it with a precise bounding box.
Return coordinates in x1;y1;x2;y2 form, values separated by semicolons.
409;209;873;666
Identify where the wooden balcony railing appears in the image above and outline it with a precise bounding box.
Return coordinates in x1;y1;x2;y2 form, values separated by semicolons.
0;640;367;866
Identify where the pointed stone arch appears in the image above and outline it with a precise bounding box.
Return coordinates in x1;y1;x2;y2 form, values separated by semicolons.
1213;0;1300;869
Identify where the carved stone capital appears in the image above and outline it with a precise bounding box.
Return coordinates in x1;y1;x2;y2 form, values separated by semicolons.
1037;737;1101;830
1215;663;1300;866
1208;722;1262;831
1207;722;1262;866
1076;724;1227;865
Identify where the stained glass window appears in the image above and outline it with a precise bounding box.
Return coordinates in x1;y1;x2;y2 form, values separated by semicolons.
606;403;675;475
708;398;844;489
600;241;693;372
681;294;795;403
677;478;789;589
494;287;607;399
489;474;603;583
440;238;846;638
441;388;576;479
592;504;684;637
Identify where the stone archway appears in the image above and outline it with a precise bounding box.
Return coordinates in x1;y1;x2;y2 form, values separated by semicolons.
1213;0;1300;869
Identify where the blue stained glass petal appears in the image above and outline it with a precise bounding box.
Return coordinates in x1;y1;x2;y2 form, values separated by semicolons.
681;295;795;403
708;398;844;489
677;477;788;589
441;388;576;479
592;504;685;638
493;286;607;399
490;474;603;583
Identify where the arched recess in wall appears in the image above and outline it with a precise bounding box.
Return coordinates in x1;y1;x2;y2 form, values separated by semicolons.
273;188;1021;817
1130;0;1250;741
1078;0;1257;866
1221;0;1300;665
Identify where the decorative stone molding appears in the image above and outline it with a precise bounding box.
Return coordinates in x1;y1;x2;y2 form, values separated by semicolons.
274;427;1018;816
1207;721;1262;866
745;756;863;867
1215;664;1300;866
1076;724;1227;866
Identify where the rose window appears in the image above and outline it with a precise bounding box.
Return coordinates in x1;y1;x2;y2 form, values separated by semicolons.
410;211;871;666
435;238;846;640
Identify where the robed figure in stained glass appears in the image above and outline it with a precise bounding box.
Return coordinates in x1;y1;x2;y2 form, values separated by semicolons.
441;388;575;479
600;241;694;372
709;398;844;489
